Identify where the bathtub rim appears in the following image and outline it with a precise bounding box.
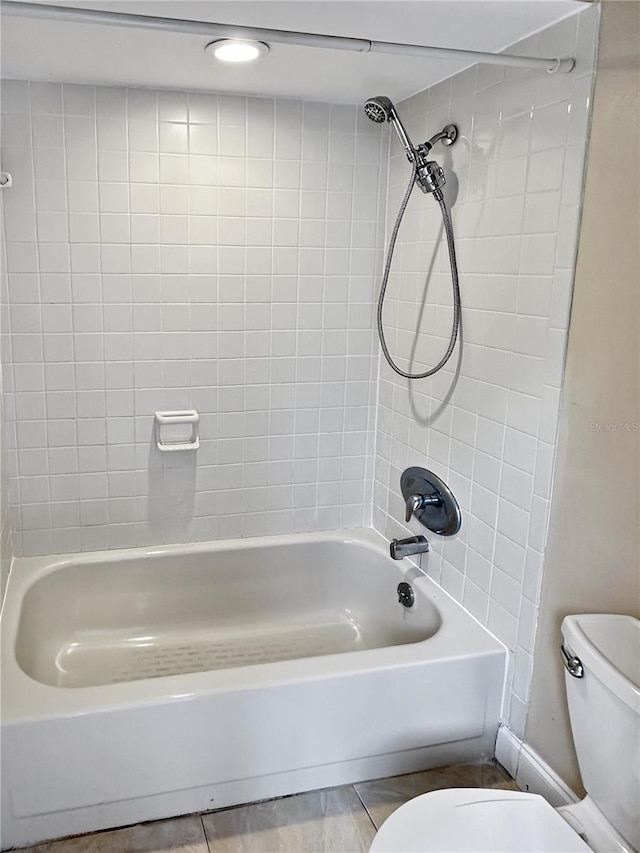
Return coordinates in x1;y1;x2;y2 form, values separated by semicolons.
1;527;506;724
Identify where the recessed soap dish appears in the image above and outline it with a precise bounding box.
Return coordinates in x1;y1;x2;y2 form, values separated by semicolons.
154;410;200;452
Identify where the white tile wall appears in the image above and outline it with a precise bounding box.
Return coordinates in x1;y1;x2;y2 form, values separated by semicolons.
372;7;598;736
1;83;388;555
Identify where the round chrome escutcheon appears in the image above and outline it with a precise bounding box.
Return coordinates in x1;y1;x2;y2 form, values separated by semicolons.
400;466;462;536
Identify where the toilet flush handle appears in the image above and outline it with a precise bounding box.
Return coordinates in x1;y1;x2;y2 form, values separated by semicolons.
561;644;584;678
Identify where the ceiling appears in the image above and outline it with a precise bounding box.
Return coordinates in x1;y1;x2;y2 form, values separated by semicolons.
0;0;586;103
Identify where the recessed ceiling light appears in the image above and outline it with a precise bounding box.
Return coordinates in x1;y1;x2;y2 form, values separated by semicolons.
205;39;269;63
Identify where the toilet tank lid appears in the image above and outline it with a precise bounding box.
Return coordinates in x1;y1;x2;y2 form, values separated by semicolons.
561;614;640;713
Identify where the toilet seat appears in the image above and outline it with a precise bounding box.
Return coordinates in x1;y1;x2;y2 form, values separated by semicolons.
369;788;592;853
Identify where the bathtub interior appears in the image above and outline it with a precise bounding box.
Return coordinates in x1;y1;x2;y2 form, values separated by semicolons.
15;538;441;689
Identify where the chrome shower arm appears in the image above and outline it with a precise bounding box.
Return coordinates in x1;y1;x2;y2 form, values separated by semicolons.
417;124;459;157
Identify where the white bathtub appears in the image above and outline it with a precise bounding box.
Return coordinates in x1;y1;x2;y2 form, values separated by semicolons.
0;528;506;849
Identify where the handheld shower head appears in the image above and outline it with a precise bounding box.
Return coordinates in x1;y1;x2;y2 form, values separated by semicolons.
363;96;394;123
363;95;416;163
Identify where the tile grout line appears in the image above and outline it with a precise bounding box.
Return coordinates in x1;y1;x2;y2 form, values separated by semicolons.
351;782;380;832
200;813;213;852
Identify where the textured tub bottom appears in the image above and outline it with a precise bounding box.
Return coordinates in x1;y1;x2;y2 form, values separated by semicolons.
49;615;366;687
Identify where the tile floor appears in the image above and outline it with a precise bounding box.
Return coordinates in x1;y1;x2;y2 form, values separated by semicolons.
18;762;518;852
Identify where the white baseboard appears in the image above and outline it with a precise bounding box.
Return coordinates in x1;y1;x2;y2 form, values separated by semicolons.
494;724;521;778
495;725;579;809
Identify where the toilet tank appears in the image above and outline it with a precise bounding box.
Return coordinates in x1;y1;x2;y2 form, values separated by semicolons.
561;614;640;852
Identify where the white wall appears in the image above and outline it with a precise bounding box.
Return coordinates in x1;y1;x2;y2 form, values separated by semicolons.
527;0;640;794
372;7;598;736
1;84;387;555
1;191;13;597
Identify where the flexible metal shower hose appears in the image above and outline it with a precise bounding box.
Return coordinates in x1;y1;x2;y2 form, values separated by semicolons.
377;162;461;379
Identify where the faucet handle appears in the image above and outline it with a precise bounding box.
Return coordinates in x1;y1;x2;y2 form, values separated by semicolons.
405;492;440;523
405;494;422;523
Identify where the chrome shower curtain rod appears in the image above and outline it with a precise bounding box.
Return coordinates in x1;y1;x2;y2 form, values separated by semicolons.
2;1;575;74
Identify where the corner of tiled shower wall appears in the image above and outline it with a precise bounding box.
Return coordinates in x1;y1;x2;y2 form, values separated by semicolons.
1;85;389;556
372;4;599;737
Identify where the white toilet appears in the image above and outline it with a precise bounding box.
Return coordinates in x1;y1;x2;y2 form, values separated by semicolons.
370;613;640;853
